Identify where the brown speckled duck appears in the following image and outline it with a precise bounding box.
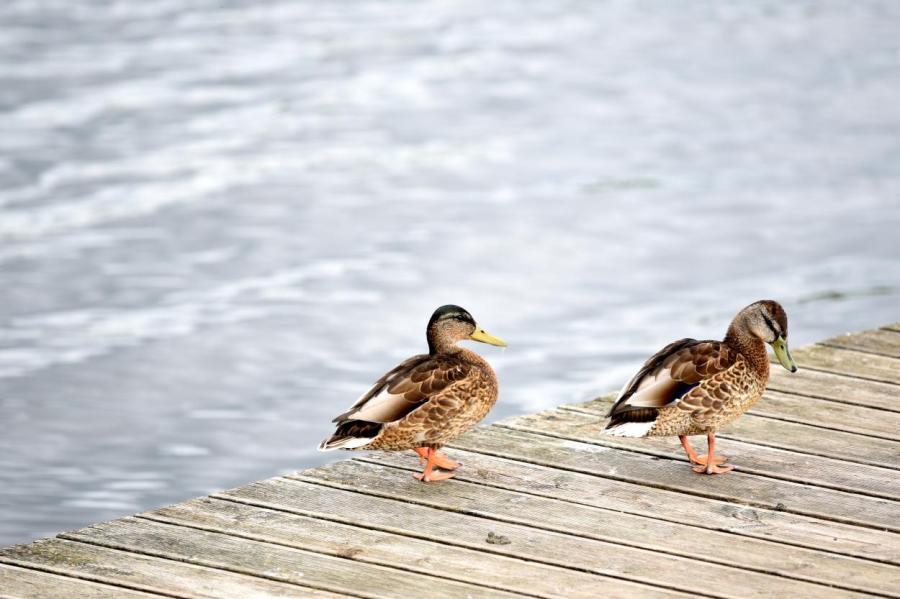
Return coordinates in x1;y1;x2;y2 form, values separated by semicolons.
318;305;506;482
604;300;798;474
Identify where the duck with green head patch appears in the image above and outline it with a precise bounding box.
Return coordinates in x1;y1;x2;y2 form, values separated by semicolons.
319;305;506;482
604;300;798;474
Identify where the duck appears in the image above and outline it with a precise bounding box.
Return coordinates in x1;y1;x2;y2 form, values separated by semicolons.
318;304;506;482
603;300;797;474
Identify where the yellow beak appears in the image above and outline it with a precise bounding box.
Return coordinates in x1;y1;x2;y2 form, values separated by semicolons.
470;326;507;347
771;336;797;372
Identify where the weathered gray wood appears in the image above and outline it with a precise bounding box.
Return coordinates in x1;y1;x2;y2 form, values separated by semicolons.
233;475;867;599
140;496;665;599
62;517;520;599
343;453;900;597
754;390;900;440
791;344;900;385
884;323;900;333
768;367;900;413
0;563;166;599
0;538;343;599
478;416;900;532
547;402;900;496
6;324;900;598
364;444;900;565
570;395;900;469
823;329;900;359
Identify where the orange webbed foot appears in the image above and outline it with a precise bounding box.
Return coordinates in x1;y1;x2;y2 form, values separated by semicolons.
432;451;460;471
691;454;728;466
413;448;460;470
692;463;734;475
413;469;457;482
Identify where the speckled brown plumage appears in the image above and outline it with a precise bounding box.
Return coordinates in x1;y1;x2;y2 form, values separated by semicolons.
319;304;505;482
646;349;764;436
362;348;498;450
604;300;797;474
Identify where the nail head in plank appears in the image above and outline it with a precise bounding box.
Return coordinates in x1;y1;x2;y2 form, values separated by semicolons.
63;517;519;599
142;496;655;599
292;461;878;599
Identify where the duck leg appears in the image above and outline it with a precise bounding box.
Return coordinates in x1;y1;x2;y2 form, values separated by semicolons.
413;447;456;482
413;447;460;470
692;432;734;475
679;435;727;466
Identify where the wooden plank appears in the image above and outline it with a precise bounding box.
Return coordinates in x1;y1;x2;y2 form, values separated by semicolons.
232;475;867;599
0;537;344;599
140;496;661;599
823;329;900;359
560;399;900;494
350;452;900;597
791;344;900;385
62;517;520;599
768;367;900;413
884;323;900;333
481;415;899;532
366;442;900;565
0;563;165;599
754;390;900;440
571;396;900;470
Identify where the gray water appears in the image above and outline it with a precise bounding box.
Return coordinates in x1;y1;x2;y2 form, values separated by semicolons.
1;1;899;547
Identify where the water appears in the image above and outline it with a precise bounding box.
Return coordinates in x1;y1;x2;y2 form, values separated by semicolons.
1;1;899;546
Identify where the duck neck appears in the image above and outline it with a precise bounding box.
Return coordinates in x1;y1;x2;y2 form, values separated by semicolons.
724;324;770;380
427;327;461;355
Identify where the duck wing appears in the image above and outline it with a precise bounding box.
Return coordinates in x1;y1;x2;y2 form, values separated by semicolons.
607;339;738;422
333;354;471;424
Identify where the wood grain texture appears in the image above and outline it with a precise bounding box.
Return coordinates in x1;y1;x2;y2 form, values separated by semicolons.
0;538;344;599
791;344;900;384
348;453;900;597
767;367;900;412
249;473;870;599
503;410;899;531
62;517;520;599
752;390;900;440
219;478;700;598
0;563;166;599
823;329;900;359
372;439;900;565
5;325;900;599
572;395;900;469
140;496;666;599
554;400;900;493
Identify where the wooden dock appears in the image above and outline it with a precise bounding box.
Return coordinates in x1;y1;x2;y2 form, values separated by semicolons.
2;324;899;598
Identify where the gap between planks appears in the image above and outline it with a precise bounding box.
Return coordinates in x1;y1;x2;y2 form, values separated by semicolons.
789;344;900;386
137;496;687;599
208;489;695;599
497;411;899;531
52;517;524;599
216;474;884;599
354;445;900;565
0;563;171;599
286;464;894;598
0;535;352;599
544;408;900;500
765;368;900;414
566;396;900;471
344;453;900;594
821;328;900;359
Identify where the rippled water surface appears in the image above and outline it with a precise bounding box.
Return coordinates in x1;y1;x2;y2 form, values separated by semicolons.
2;1;899;545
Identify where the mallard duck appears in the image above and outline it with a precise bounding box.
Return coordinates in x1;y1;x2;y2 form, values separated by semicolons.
603;300;797;474
318;304;506;482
